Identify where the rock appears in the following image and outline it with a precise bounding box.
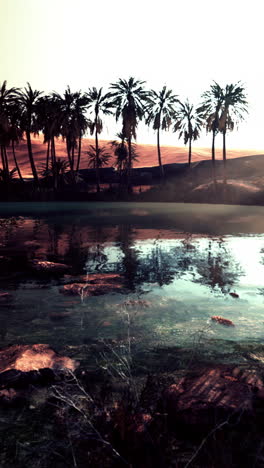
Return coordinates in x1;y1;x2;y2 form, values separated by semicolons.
120;299;151;308
0;255;11;263
49;311;73;320
0;292;11;300
60;283;91;296
30;260;70;273
163;365;264;431
230;292;239;298
0;344;78;389
211;316;235;326
62;273;122;284
88;273;122;284
60;282;123;297
0;368;55;389
0;387;25;406
24;240;41;248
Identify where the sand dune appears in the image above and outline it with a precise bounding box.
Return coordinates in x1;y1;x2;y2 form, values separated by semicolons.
6;135;264;178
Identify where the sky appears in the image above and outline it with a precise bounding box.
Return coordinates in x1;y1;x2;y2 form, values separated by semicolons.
0;0;263;150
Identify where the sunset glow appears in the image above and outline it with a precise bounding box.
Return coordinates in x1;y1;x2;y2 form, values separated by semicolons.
1;0;264;150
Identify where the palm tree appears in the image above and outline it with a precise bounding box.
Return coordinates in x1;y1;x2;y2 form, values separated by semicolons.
86;87;113;192
110;77;148;193
41;158;69;191
7;101;24;181
87;145;111;169
75;92;90;173
173;100;203;166
0;81;18;176
145;86;178;178
54;87;89;180
36;94;63;171
16;83;42;184
198;82;224;169
110;132;139;186
218;82;248;174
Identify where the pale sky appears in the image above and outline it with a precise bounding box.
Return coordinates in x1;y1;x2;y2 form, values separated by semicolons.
0;0;263;150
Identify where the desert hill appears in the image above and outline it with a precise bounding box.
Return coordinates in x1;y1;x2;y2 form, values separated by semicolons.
7;135;264;178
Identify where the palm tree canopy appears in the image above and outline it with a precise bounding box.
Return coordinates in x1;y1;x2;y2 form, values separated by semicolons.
218;82;248;133
36;94;63;143
174;100;203;144
111;132;139;171
0;81;19;111
86;87;113;136
197;81;224;134
41;158;70;177
0;81;20;146
110;77;149;139
16;82;43;133
87;145;111;169
54;86;89;149
145;86;178;131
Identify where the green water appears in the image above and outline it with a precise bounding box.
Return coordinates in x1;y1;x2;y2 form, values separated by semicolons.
1;202;264;362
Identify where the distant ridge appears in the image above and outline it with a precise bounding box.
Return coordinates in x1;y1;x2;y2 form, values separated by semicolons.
6;135;264;178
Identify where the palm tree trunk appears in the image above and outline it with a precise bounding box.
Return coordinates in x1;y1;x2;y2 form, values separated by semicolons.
95;128;100;193
71;146;75;172
212;131;216;185
50;137;58;190
76;134;82;173
3;146;9;173
26;130;39;184
51;137;56;166
223;129;227;184
66;139;75;183
127;135;132;194
0;145;6;172
157;127;164;179
12;141;23;181
188;137;192;166
46;140;50;171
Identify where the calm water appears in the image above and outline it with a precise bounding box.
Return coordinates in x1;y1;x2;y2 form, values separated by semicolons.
1;202;264;360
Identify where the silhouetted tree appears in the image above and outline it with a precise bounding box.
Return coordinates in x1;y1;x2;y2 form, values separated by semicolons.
16;83;42;184
41;158;70;190
110;77;148;193
7;101;24;181
174;100;203;166
198;82;224;181
54;87;89;180
218;82;248;181
86;87;113;192
0;81;19;177
87;145;111;170
145;86;178;178
36;94;62;172
111;132;139;186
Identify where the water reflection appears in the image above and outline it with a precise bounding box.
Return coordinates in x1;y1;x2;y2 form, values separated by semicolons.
0;209;264;352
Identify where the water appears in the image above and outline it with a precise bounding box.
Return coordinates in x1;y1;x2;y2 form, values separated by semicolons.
1;202;264;363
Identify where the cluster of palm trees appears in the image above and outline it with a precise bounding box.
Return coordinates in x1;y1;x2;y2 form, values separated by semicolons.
0;78;248;193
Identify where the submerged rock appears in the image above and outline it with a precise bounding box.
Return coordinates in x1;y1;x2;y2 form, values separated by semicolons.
60;281;123;296
0;292;11;300
30;260;70;273
88;273;122;284
230;292;239;298
23;240;41;249
211;316;235;326
120;299;151;308
49;311;73;320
